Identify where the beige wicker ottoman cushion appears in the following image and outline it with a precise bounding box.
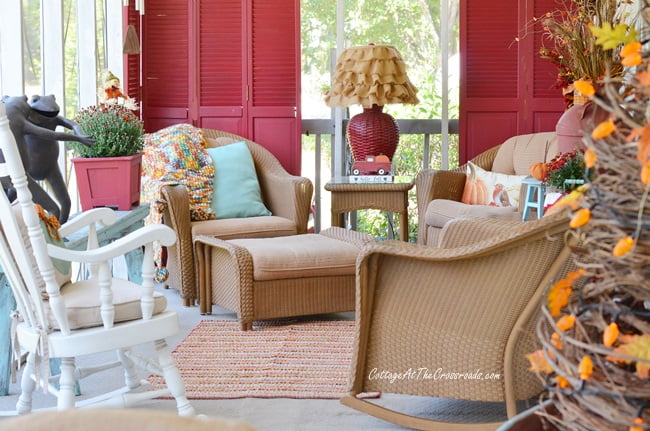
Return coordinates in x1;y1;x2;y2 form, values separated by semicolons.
228;234;361;281
194;227;375;329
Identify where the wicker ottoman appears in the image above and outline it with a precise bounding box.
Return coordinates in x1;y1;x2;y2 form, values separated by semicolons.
194;227;375;330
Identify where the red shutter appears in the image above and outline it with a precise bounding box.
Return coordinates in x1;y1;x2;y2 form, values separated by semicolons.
196;0;246;135
529;0;565;132
248;0;301;175
123;3;140;101
460;0;564;163
138;0;301;174
141;0;190;132
460;0;520;163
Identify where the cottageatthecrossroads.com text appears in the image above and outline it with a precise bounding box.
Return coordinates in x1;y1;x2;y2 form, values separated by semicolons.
368;367;502;384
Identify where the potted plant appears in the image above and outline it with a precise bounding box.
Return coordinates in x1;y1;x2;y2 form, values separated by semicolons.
70;102;144;211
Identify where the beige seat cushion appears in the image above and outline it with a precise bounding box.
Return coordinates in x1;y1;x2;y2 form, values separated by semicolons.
51;279;167;330
491;132;558;175
228;234;361;281
191;216;297;240
424;199;519;229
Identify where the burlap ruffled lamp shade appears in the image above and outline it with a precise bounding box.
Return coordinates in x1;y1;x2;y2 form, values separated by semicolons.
324;45;419;170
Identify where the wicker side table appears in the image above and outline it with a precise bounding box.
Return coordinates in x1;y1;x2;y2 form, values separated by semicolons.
324;176;414;241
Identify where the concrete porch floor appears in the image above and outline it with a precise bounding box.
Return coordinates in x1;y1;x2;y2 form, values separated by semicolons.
0;285;525;430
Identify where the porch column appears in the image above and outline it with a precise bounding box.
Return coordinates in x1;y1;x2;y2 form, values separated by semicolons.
77;0;98;108
0;0;24;96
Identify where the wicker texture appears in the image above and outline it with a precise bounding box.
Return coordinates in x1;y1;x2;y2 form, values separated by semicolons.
347;105;400;161
345;213;572;429
161;129;313;303
416;132;559;246
325;180;414;241
415;145;501;245
194;229;374;330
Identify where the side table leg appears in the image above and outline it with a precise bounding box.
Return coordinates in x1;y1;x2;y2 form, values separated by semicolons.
331;211;344;228
399;211;409;242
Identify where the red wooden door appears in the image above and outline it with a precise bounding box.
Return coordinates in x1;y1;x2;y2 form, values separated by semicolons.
141;0;191;131
123;3;140;101
247;0;301;175
195;0;247;136
460;0;564;163
139;0;301;175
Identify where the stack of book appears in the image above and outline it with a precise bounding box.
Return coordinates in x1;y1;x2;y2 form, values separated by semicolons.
348;175;394;183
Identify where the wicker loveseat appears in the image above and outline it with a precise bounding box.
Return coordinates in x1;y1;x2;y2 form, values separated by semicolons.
416;132;559;246
160;129;313;306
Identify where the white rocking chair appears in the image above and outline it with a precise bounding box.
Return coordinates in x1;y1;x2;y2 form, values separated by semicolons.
0;103;194;416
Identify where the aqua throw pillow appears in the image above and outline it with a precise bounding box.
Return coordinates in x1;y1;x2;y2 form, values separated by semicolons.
207;142;271;219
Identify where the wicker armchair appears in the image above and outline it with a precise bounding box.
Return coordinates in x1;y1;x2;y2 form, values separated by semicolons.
416;132;558;246
342;213;573;430
160;129;313;306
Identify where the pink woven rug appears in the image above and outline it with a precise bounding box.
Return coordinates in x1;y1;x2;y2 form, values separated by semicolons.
149;319;354;399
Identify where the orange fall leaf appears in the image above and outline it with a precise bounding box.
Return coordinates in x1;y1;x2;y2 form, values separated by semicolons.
527;350;554;374
567;268;586;282
556;314;576;331
622;53;643;67
621;42;642;57
607;334;650;379
551;332;563;350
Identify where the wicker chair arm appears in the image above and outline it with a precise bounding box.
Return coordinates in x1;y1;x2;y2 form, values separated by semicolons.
160;184;195;301
415;169;467;244
258;172;313;234
319;226;376;248
363;213;568;264
193;235;254;319
438;216;526;249
469;144;501;171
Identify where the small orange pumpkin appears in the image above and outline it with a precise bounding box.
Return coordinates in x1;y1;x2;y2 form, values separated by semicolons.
461;164;490;205
530;162;548;181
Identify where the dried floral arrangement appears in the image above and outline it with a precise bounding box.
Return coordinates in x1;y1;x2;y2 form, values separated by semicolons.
526;9;650;431
519;0;633;106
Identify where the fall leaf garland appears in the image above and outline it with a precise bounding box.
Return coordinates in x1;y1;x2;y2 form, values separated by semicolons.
527;13;650;430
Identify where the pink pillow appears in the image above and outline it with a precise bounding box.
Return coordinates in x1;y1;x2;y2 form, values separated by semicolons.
461;162;526;207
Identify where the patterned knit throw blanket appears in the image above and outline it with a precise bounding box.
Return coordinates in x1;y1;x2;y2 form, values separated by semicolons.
141;123;216;224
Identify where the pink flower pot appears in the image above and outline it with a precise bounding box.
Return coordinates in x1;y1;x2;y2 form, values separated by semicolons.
72;153;142;211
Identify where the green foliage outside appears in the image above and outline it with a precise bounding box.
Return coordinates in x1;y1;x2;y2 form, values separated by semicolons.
301;0;461;242
22;0;108;119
